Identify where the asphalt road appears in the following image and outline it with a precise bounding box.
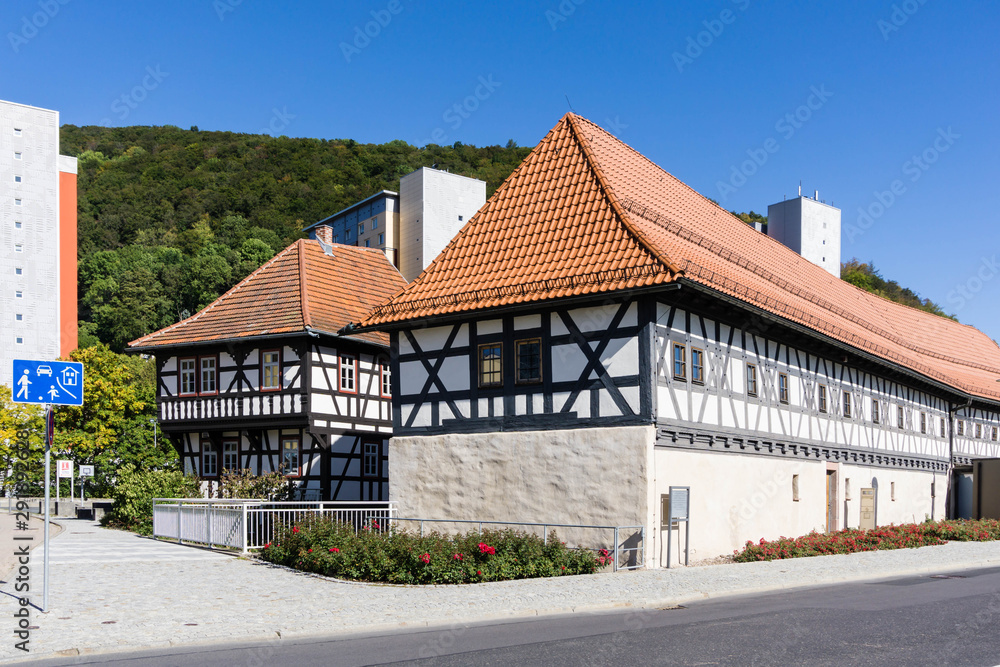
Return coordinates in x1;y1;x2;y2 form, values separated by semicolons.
27;565;1000;666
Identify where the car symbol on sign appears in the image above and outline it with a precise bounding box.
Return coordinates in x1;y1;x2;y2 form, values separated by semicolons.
37;365;53;376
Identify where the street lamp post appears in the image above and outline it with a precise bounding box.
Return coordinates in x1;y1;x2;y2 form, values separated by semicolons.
150;418;157;449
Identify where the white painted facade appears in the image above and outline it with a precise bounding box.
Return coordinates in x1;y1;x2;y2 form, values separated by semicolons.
767;195;841;277
398;167;486;281
0;100;67;387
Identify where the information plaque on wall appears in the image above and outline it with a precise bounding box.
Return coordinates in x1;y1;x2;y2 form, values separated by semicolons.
670;487;690;521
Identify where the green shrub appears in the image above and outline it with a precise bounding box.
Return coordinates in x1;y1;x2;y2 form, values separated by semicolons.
259;517;609;584
101;463;201;535
733;519;1000;562
220;468;292;500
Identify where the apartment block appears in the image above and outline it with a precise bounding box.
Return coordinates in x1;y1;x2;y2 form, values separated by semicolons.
0;99;78;389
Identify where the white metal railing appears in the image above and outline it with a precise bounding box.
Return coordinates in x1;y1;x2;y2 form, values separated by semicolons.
151;499;396;553
385;518;644;572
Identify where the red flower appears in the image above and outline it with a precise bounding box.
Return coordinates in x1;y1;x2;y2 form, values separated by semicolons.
329;547;339;553
292;527;300;534
477;542;495;555
264;543;271;549
476;570;482;576
372;520;380;529
453;553;463;561
419;553;431;564
308;548;313;553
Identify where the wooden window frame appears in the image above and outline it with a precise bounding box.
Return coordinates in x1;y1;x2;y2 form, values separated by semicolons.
897;405;905;430
477;342;502;389
920;412;927;434
778;373;789;404
957;420;965;437
843;391;852;419
198;355;219;396
338;354;357;394
976;423;983;439
818;385;828;414
691;348;704;385
222;439;239;473
746;363;758;397
179;356;198;396
260;348;282;392
379;357;392;398
872;399;881;424
940;417;946;438
992;426;998;442
201;437;218;479
281;436;301;478
514;338;542;385
672;343;687;382
362;441;380;478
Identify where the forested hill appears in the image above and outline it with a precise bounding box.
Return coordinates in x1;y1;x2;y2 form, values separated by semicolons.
60;124;953;353
60;124;532;351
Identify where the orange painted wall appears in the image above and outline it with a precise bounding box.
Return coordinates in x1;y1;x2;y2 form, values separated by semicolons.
59;170;78;356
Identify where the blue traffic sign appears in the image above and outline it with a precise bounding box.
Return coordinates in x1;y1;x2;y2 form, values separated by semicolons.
12;359;84;406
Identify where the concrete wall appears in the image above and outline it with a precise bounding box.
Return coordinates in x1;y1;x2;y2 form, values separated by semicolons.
0;100;64;387
390;425;655;561
839;462;942;527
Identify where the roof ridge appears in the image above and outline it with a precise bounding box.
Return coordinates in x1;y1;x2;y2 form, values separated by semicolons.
129;241;300;346
297;239;312;328
565;113;682;277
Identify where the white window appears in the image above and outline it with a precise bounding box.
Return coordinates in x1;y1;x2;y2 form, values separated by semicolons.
14;152;21;160
371;217;378;229
363;442;379;477
339;354;356;393
458;215;464;221
179;358;197;395
365;239;371;247
15;268;22;275
345;228;351;239
14;199;21;206
13;128;21;136
332;234;339;244
380;359;391;398
222;441;238;472
358;222;364;234
15;290;22;298
14;221;22;229
378;232;384;245
202;440;218;478
199;357;217;394
14;175;21;183
15;244;23;253
920;412;927;434
15;337;24;345
281;437;300;477
261;350;281;390
15;314;23;321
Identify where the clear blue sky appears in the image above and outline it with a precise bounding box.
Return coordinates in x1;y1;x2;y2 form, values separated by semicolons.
4;0;999;341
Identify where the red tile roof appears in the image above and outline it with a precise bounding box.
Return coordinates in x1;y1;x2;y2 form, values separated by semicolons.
129;239;406;350
358;113;1000;402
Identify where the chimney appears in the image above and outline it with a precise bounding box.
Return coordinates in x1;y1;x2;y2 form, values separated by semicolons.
314;224;333;245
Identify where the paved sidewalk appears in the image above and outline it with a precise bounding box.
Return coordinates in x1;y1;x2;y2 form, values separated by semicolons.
0;511;62;581
2;521;1000;663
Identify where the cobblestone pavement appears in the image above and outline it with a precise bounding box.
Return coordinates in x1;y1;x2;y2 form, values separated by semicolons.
2;521;1000;663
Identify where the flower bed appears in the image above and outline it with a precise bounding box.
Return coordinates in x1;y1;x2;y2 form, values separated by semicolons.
733;519;1000;562
258;517;614;584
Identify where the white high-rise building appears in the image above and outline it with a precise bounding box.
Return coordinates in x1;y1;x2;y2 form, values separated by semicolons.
398;168;486;282
767;190;841;277
305;167;486;283
0;100;78;389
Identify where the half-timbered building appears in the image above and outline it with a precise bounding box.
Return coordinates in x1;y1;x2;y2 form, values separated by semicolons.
351;113;1000;565
129;238;406;501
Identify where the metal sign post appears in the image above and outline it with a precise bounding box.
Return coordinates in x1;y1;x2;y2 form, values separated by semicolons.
666;486;691;569
43;407;52;613
13;358;85;615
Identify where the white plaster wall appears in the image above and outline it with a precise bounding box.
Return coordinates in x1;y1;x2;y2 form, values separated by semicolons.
839;463;943;527
652;449;828;563
390;425;655;561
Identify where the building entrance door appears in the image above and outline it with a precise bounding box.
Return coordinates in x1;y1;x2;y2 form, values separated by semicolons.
826;470;838;532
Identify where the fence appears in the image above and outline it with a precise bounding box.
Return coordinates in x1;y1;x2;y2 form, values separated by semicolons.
385;518;644;572
151;499;644;571
151;499;397;552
